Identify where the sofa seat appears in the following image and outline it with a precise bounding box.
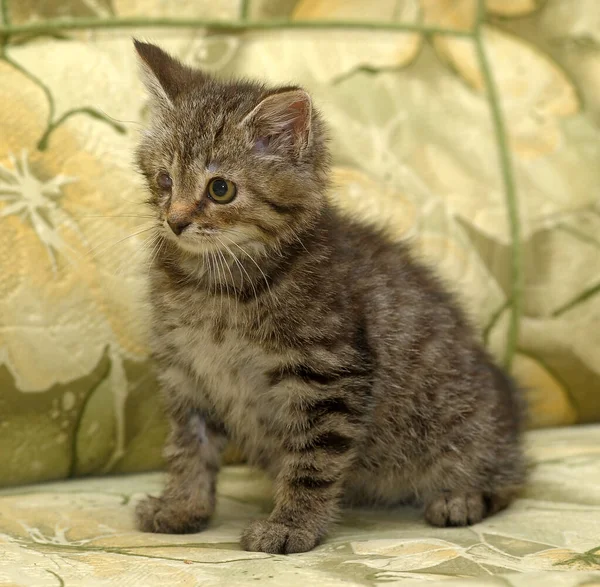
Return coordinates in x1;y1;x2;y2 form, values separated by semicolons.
1;425;599;586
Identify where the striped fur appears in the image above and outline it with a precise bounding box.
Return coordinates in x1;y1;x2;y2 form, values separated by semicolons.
132;42;526;554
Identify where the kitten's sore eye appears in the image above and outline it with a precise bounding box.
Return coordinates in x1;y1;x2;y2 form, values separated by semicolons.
157;172;173;190
207;177;237;204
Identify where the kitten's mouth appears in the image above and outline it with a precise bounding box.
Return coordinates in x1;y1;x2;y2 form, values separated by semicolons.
161;223;253;254
161;221;215;240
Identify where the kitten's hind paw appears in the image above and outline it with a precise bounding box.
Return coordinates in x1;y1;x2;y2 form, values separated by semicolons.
424;489;514;527
241;519;321;554
135;495;211;534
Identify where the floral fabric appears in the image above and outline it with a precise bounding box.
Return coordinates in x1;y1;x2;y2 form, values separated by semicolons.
1;425;599;585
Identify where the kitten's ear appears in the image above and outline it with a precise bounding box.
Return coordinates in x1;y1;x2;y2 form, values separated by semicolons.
242;88;312;155
134;39;195;109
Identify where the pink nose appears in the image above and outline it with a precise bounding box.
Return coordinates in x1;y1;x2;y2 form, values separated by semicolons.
167;219;191;236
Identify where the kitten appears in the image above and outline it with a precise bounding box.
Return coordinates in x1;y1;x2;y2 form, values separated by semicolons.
133;40;525;554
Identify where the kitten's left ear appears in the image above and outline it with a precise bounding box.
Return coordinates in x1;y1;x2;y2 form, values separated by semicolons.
134;39;196;109
242;88;312;156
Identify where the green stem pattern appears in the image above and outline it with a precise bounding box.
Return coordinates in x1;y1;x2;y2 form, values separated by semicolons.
46;570;65;587
1;29;124;150
474;0;522;368
3;54;125;151
37;107;127;151
3;53;55;125
0;16;475;37
240;0;250;21
482;298;511;347
0;0;9;57
0;3;475;155
68;350;113;478
552;280;600;318
557;223;600;250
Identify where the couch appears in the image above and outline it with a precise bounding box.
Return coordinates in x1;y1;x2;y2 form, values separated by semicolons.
1;0;599;584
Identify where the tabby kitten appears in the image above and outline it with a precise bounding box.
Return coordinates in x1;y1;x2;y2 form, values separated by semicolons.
133;40;525;554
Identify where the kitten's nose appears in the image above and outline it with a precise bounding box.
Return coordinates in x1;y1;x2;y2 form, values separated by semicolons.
167;219;191;236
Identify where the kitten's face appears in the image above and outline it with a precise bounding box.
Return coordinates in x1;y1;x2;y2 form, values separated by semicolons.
134;41;329;256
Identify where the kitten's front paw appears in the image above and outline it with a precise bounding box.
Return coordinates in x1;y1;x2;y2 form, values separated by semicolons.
240;519;321;554
135;495;211;534
425;491;485;527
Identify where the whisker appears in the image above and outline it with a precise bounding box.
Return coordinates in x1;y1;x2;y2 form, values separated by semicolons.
293;233;315;260
212;251;220;300
195;249;205;283
112;232;157;278
218;246;236;316
214;247;226;315
86;225;156;259
74;214;156;220
134;234;160;276
147;235;165;280
223;238;273;303
91;230;154;279
218;234;258;302
95;107;144;128
205;250;214;295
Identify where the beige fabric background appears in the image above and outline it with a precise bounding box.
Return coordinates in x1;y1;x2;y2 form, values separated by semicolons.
0;0;599;487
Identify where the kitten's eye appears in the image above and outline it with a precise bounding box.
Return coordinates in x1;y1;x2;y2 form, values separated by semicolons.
207;177;237;204
157;172;173;190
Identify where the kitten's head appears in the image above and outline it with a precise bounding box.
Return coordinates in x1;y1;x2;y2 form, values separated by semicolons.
134;40;330;255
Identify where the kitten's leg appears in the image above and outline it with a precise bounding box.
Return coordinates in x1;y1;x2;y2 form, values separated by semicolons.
421;427;523;528
241;442;355;554
241;379;367;554
423;369;525;527
136;371;227;533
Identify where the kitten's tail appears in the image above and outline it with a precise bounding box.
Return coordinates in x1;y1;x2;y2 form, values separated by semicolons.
487;356;527;436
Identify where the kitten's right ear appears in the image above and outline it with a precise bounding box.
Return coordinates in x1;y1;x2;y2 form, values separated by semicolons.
241;88;312;156
134;40;195;109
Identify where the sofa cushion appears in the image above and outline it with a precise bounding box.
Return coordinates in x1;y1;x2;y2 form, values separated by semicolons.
1;425;599;585
1;0;599;486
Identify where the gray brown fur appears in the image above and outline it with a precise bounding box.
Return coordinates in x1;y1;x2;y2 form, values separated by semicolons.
132;40;526;554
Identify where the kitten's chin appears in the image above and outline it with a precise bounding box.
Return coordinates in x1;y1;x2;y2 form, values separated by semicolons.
172;236;213;255
162;228;264;257
167;236;223;256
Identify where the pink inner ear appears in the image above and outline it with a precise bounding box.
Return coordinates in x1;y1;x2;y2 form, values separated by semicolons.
246;89;312;153
253;136;271;153
288;99;309;134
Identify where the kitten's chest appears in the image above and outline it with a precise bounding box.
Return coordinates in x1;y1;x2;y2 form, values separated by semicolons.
161;307;286;456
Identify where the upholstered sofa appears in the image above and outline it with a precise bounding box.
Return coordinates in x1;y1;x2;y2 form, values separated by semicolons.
1;0;599;585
